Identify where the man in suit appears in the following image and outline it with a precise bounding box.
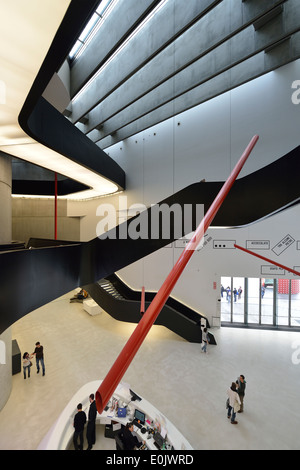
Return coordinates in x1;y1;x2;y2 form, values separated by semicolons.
86;394;97;450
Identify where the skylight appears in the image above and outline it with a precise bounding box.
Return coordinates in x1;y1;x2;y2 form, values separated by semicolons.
69;0;115;61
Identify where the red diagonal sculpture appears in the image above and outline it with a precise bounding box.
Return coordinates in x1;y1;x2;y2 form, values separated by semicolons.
95;135;259;413
234;244;300;276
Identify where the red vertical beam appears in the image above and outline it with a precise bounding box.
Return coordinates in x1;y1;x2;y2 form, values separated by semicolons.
140;286;145;315
234;244;300;276
54;172;58;240
95;135;259;413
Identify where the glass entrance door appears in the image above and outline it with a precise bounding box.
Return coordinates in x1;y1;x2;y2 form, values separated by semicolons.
220;276;300;330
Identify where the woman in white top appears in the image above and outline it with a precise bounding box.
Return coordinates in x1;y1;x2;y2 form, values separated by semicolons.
22;352;32;379
227;382;241;424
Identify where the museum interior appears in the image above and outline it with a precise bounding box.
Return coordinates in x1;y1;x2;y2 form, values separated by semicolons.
0;0;300;451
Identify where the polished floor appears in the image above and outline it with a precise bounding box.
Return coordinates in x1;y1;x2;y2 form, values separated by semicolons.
0;290;300;450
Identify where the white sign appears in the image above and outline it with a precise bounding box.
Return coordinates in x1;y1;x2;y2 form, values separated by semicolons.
272;234;295;256
246;240;270;250
261;265;285;275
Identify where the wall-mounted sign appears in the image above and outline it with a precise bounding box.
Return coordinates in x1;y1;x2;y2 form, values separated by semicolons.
261;265;285;275
213;239;235;249
246;240;270;250
272;234;295;256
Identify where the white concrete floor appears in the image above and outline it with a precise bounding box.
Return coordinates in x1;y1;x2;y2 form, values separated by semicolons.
0;290;300;450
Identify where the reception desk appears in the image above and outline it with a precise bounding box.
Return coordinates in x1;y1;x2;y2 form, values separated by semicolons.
38;380;193;450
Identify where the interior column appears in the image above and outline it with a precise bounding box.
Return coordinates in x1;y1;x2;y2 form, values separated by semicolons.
0;151;12;411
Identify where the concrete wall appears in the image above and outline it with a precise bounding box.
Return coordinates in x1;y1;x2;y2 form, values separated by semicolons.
0;153;12;243
69;58;300;327
12;198;80;243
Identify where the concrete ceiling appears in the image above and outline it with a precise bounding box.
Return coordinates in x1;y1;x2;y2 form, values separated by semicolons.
1;0;300;199
67;0;300;149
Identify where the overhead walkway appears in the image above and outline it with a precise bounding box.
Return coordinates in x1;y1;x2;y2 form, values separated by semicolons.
1;144;300;335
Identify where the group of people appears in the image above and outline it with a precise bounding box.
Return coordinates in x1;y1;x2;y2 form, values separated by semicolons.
22;342;45;379
73;398;146;451
226;375;246;424
73;394;97;450
221;285;243;302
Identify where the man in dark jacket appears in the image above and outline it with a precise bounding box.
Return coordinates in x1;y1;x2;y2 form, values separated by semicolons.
236;375;246;412
122;423;143;450
73;403;87;450
32;341;45;376
86;394;97;450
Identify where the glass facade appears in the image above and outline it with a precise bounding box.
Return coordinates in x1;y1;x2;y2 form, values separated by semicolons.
221;277;300;328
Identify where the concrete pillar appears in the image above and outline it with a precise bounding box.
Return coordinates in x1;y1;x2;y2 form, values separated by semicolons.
0;151;12;411
0;152;12;242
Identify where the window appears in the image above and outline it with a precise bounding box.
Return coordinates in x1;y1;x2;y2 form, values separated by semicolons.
277;279;289;326
232;277;244;323
291;280;300;326
261;278;274;325
221;276;300;330
69;0;115;60
220;277;232;322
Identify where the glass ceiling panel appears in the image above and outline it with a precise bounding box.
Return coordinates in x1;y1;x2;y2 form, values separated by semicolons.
96;0;112;16
78;13;99;42
69;0;115;61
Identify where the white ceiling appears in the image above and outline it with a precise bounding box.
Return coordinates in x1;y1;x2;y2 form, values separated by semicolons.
0;0;118;199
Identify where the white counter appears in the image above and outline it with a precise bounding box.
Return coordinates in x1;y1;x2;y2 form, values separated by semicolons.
38;380;193;450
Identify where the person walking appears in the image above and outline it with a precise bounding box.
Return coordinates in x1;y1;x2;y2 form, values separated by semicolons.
32;341;45;376
73;403;87;450
236;375;246;413
86;394;97;450
201;327;209;353
227;382;241;424
22;352;33;379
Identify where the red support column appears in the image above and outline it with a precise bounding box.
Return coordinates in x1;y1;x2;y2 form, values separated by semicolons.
95;135;259;414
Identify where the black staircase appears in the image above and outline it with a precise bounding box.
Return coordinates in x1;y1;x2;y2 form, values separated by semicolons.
85;274;217;344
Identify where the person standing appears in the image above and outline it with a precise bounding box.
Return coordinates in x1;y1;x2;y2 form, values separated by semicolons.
201;327;209;353
32;341;45;376
236;375;246;413
238;286;243;299
86;394;97;450
227;382;241;424
22;352;32;379
73;403;87;450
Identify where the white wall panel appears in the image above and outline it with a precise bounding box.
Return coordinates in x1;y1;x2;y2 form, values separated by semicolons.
74;58;300;326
